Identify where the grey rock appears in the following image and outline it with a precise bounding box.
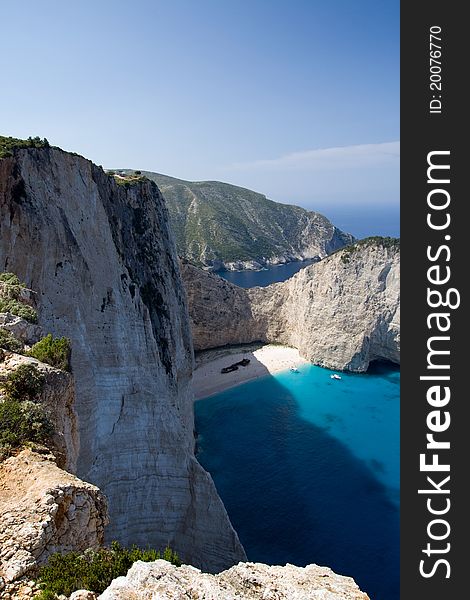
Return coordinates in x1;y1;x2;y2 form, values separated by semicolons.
69;591;98;600
98;559;370;599
0;312;42;345
0;147;245;572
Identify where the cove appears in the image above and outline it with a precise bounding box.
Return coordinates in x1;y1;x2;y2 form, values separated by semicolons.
218;259;317;288
195;361;399;600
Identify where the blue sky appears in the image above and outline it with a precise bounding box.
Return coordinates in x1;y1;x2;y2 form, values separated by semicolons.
0;0;399;237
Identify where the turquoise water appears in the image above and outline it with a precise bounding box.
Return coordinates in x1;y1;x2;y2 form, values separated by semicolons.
195;362;399;600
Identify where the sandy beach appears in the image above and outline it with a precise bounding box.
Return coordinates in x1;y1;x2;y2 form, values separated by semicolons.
193;343;308;400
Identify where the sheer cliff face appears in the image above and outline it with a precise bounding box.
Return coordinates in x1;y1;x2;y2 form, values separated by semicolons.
182;241;400;372
0;148;245;572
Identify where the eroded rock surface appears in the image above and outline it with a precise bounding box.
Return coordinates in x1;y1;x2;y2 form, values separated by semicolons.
0;313;42;346
0;449;108;584
98;560;370;600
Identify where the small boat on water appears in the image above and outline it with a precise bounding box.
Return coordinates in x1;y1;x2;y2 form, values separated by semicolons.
330;373;342;380
290;366;300;373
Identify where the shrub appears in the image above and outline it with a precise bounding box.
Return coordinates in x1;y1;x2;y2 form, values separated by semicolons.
1;363;45;402
0;272;38;323
0;135;50;158
0;399;53;457
0;272;24;297
36;542;181;598
28;334;71;371
0;328;24;352
0;364;52;460
0;298;38;322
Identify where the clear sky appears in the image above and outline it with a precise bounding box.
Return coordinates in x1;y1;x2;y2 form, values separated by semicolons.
0;0;399;237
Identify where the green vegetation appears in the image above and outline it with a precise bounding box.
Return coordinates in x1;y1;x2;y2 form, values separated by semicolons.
107;170;148;188
117;170;354;268
36;542;181;599
0;364;51;459
355;236;400;249
338;237;400;264
0;135;50;158
1;362;45;402
28;334;71;372
0;328;24;353
0;399;53;459
0;272;25;293
0;299;37;322
0;272;38;323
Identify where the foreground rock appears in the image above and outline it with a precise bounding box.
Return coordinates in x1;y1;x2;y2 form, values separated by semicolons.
0;146;245;571
0;449;107;588
0;346;103;598
98;560;370;600
182;238;400;372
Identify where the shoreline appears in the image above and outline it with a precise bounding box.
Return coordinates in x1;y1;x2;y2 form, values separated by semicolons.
193;343;308;400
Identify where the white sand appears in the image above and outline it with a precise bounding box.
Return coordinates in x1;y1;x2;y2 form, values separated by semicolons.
193;344;308;400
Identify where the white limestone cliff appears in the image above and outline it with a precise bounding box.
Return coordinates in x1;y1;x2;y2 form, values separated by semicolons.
182;239;400;372
0;147;245;572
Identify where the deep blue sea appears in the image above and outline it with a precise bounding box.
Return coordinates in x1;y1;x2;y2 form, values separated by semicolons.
195;361;399;600
220;259;317;288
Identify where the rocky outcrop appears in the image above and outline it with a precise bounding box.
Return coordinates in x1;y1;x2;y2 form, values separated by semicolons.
98;559;370;599
0;313;42;346
0;449;108;591
0;352;79;471
182;260;257;349
182;239;400;372
0;147;245;571
125;171;354;271
0;349;104;598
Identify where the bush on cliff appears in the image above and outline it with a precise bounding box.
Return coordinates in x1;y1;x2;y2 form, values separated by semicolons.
337;236;400;264
1;363;45;402
28;334;71;371
0;135;50;158
36;542;181;598
0;272;38;323
0;363;51;459
0;328;24;353
0;399;53;458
